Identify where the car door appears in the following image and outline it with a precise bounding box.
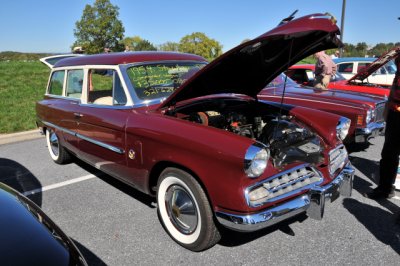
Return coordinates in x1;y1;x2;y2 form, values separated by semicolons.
40;69;82;155
75;67;131;179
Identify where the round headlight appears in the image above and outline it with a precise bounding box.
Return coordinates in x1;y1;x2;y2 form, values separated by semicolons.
244;143;269;178
336;117;351;140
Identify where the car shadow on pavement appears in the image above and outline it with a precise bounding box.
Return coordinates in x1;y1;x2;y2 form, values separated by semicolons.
218;214;308;247
349;156;380;193
346;142;371;153
0;158;42;206
74;159;156;208
73;239;107;266
343;198;400;255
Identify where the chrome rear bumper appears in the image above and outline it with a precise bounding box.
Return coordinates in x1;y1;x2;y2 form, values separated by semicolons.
215;165;354;232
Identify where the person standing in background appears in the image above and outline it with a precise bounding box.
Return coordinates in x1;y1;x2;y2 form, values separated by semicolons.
364;56;400;200
313;51;337;90
331;50;340;58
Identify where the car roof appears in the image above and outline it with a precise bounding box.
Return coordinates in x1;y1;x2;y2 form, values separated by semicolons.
54;51;207;68
333;57;375;63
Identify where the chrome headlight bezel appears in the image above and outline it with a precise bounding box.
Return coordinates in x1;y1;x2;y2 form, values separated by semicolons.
244;142;270;178
365;108;375;125
336;117;351;140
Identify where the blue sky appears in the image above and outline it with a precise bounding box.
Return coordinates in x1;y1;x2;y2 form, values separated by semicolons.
1;0;399;53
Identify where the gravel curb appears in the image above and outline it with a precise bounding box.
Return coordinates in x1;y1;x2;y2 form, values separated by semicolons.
0;129;43;145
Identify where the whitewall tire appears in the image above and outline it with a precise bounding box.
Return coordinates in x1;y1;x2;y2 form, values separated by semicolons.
157;168;220;251
46;128;71;164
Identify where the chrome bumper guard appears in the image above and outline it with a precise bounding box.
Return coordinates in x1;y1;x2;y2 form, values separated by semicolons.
215;164;354;232
354;122;385;143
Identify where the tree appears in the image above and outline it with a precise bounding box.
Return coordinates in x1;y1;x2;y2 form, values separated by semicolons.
179;32;223;61
72;0;125;54
122;36;157;51
355;42;368;57
159;42;180;52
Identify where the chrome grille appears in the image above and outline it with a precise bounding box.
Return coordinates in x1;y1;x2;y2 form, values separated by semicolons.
246;165;322;207
374;102;386;122
329;144;348;176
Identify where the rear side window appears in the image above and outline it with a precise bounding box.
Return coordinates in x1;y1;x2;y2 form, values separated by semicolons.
87;69;127;106
357;63;370;72
338;63;353;73
66;69;84;99
48;71;65;96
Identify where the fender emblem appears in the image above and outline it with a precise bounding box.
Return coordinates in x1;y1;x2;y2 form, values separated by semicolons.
128;149;136;160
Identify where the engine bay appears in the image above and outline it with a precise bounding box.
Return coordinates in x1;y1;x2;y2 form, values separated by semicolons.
168;98;324;167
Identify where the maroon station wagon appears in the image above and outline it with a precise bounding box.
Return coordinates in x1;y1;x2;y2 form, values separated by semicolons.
37;13;354;251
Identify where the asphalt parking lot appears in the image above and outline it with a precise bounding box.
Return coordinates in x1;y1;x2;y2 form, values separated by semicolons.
1;135;399;265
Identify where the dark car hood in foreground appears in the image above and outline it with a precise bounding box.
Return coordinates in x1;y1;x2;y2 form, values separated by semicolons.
348;46;400;82
160;13;342;108
0;183;86;266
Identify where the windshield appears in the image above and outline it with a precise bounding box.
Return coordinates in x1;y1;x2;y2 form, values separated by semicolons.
385;60;397;74
265;73;299;88
126;62;206;101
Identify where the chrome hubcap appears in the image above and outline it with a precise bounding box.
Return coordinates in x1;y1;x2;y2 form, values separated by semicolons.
165;185;198;235
49;131;59;157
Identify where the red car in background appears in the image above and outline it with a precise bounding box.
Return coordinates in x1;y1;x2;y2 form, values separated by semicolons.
258;74;386;144
286;46;400;97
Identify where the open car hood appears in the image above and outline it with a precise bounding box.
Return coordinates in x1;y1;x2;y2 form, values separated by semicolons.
348;46;400;82
160;13;342;108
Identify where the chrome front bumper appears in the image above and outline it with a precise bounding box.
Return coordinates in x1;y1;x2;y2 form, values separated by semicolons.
354;121;385;143
215;165;354;232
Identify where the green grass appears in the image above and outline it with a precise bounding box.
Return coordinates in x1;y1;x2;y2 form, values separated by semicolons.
297;56;316;64
0;61;49;133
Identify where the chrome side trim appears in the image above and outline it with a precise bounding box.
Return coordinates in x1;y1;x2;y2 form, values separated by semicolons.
42;121;125;154
217;163;354;232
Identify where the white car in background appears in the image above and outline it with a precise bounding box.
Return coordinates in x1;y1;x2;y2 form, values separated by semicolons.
334;57;397;86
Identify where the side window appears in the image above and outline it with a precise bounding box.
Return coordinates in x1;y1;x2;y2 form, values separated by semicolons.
48;71;65;96
357;63;370;72
66;69;84;99
337;63;353;73
87;69;127;106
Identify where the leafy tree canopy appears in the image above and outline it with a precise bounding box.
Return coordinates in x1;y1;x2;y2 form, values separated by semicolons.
179;32;223;61
159;42;180;52
72;0;125;54
122;36;157;51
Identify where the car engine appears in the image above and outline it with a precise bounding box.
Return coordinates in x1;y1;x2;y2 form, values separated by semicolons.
171;99;324;167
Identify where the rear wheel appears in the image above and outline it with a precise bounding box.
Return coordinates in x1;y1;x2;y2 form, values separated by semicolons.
46;128;71;164
157;168;220;251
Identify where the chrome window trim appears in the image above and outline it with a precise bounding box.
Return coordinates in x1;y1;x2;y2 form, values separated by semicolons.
78;103;134;110
43;94;81;103
43;121;125;154
244;163;323;207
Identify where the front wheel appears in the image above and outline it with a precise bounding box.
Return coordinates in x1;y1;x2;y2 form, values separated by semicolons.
157;168;220;251
46;128;71;164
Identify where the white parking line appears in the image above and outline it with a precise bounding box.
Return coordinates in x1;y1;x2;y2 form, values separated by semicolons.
22;174;96;196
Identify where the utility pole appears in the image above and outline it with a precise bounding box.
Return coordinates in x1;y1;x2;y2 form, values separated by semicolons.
340;0;346;57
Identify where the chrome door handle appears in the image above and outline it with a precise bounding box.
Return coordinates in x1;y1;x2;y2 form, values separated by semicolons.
74;112;83;118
